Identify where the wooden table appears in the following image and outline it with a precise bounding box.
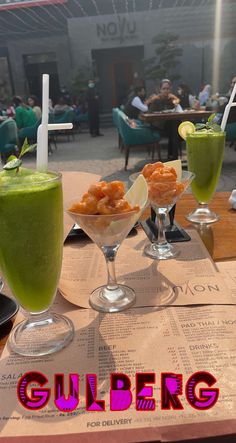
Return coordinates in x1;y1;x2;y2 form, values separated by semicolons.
0;192;235;352
0;181;236;443
140;110;212;124
175;192;236;262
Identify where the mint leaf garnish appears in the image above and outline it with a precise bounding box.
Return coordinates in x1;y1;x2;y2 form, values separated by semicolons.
195;113;221;132
3;158;22;171
2;139;37;173
19;138;37;158
208;113;216;123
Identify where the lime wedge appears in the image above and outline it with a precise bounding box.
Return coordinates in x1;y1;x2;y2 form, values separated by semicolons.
125;174;148;209
164;159;182;181
178;121;195;140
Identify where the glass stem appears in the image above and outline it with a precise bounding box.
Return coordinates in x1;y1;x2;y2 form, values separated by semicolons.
156;212;168;246
102;246;119;291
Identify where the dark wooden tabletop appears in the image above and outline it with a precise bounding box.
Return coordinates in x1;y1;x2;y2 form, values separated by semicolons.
140;109;212;123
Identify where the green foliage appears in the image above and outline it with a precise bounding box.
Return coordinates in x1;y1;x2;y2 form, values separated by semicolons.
144;33;183;84
72;64;94;95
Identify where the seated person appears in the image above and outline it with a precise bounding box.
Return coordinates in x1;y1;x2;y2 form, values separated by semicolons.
27;95;42;120
148;79;181;160
12;96;37;130
177;83;195;109
124;86;154;120
224;76;236;123
198;84;212;107
148;79;179;112
54;97;72;116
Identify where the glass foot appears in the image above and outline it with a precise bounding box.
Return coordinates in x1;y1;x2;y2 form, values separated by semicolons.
186;206;219;224
144;242;179;260
90;285;136;313
9;312;74;356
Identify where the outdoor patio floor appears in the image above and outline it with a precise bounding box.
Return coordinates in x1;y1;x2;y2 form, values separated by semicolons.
24;127;236;192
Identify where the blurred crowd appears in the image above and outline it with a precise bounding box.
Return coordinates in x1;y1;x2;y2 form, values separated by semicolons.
0;76;235;142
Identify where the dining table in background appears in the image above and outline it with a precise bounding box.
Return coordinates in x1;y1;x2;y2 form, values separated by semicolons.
140;109;212;124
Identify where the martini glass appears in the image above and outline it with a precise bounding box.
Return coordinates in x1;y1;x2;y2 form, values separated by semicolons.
186;131;225;224
144;171;194;260
67;209;140;313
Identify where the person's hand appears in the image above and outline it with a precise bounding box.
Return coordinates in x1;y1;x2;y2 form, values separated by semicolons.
145;94;159;105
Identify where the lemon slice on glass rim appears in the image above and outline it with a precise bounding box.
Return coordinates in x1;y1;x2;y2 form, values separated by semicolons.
178;121;195;140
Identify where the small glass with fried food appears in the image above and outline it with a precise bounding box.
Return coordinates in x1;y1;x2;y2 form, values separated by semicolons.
141;162;194;260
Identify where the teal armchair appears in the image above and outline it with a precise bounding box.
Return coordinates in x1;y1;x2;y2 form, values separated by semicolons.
117;110;161;169
18;119;41;143
0;118;18;163
226;123;236;146
54;109;75;141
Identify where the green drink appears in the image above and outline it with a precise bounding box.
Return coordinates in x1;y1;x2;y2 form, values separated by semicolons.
0;168;63;312
0;168;74;356
186;131;225;224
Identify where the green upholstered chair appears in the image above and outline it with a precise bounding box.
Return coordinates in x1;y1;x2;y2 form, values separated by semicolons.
226;123;236;149
0;118;18;163
18;115;57;153
112;108;122;150
18;118;41;143
117;110;161;170
54;110;75;141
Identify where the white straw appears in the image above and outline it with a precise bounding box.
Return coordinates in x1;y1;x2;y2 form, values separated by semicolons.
36;74;49;171
48;123;73;130
221;82;236;131
36;75;73;171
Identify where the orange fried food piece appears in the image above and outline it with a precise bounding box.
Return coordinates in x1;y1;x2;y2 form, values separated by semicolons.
141;162;182;206
150;166;177;183
68;180;139;215
97;196;139;215
102;181;125;200
88;181;106;199
69;193;99;215
142;162;163;179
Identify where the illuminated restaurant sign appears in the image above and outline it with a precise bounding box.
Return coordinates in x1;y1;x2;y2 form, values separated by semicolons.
0;0;66;10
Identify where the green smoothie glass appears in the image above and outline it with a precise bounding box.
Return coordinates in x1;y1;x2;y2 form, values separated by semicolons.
186;131;225;224
0;168;74;356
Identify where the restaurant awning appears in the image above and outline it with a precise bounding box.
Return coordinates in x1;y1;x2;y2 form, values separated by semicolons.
0;0;233;39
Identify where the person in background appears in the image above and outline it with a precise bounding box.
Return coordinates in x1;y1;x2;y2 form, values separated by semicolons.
48;98;54;113
27;95;42;120
124;86;155;120
54;97;72;116
86;80;103;137
177;83;195;109
148;79;181;160
12;96;37;130
148;79;179;112
198;84;212;107
219;76;236;124
60;85;71;105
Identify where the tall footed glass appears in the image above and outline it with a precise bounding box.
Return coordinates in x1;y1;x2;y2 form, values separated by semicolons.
186;131;225;224
0;169;74;356
67;209;140;313
144;171;194;260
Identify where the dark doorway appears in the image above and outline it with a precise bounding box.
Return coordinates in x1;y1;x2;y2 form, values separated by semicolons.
0;47;14;104
24;53;60;104
92;45;144;113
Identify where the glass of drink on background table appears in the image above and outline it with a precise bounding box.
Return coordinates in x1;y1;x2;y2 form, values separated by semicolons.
178;120;225;224
0;168;74;356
